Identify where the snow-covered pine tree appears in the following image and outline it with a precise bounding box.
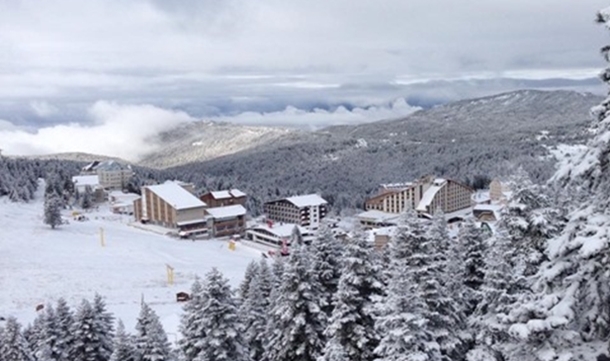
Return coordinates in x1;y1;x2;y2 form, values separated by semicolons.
135;302;172;361
69;299;112;361
44;193;63;229
242;259;273;361
309;225;344;318
265;244;327;361
0;317;34;361
270;257;285;289
239;260;260;301
375;210;442;361
469;229;529;360
109;320;137;361
422;213;466;360
93;293;115;360
23;312;45;357
497;170;563;277
498;9;610;360
54;298;75;361
37;304;62;361
195;268;247;361
321;228;383;361
428;212;459;298
458;219;487;315
80;185;93;209
290;225;304;246
257;257;273;300
179;277;207;361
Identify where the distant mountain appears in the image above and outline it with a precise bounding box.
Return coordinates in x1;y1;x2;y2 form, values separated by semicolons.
152;90;602;213
22;152;126;164
137;121;293;168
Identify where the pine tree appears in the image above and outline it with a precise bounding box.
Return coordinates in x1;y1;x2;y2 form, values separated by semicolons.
80;185;93;209
195;268;248;361
93;293;115;360
109;321;137;361
309;225;344;318
69;299;112;361
239;261;260;301
135;302;172;361
23;312;45;358
321;229;383;361
37;304;62;361
54;298;75;361
458;219;487;314
242;259;273;361
1;317;34;361
44;193;63;229
265;244;327;361
496;10;610;359
270;258;285;289
179;277;207;361
470;230;529;358
375;211;441;361
290;225;304;246
423;213;466;360
497;172;562;277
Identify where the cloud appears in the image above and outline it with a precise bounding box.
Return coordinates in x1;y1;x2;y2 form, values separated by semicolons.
0;102;193;161
30;101;58;117
0;119;20;131
0;99;419;159
212;98;420;128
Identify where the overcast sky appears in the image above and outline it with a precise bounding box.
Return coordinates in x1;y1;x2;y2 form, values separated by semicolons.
1;0;609;157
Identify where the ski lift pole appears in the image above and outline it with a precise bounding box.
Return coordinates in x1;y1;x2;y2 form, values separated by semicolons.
100;227;105;247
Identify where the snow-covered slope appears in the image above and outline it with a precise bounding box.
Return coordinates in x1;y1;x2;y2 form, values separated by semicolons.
0;187;260;336
137;121;292;168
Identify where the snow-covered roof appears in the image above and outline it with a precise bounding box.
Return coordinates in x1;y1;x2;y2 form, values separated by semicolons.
285;194;327;208
357;210;401;224
72;175;100;187
82;161;100;172
209;189;246;199
95;160;131;171
109;191;140;202
210;190;231;199
230;189;246;198
473;204;504;220
473;204;504;211
416;182;445;211
374;226;396;236
433;178;446;185
147;182;206;210
249;223;311;238
380;182;413;190
206;205;247;219
472;191;491;203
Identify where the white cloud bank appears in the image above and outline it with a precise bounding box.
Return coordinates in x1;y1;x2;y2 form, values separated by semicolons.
216;98;419;128
0;102;193;161
0;99;419;160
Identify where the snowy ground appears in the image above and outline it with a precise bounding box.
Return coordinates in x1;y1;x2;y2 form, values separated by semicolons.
0;188;262;339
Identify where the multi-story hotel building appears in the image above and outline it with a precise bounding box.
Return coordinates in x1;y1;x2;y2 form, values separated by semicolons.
364;175;473;216
263;194;328;230
82;160;133;190
133;181;208;233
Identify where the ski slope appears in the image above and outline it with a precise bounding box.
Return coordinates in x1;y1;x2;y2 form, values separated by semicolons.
0;187;261;338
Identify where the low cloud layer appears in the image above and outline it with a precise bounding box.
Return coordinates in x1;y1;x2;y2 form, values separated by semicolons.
214;98;419;129
0;99;419;160
0;102;193;161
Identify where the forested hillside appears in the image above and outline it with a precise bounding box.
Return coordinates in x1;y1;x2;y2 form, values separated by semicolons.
158;90;600;214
